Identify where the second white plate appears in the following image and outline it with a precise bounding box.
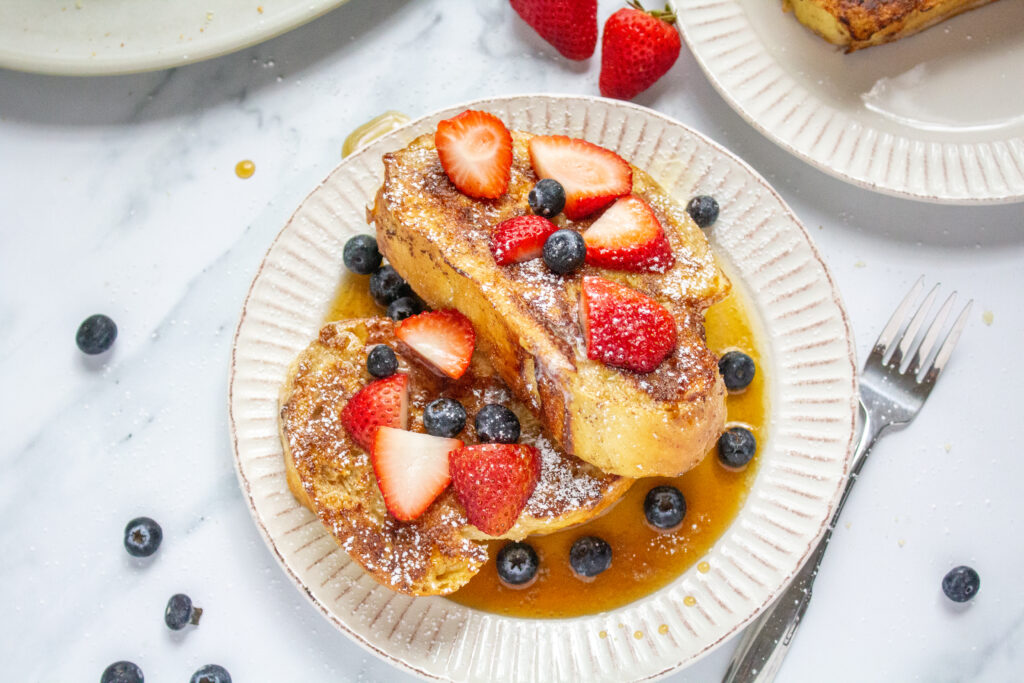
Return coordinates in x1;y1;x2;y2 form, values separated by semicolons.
676;0;1024;204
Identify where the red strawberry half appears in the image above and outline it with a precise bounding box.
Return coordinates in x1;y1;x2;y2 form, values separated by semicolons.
491;215;560;265
434;110;513;199
583;195;674;272
341;374;409;451
579;276;677;373
528;135;632;220
395;309;475;380
509;0;598;61
599;2;682;101
449;443;541;536
372;426;463;522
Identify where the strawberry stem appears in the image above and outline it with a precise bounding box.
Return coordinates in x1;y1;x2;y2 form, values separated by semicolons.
626;0;677;24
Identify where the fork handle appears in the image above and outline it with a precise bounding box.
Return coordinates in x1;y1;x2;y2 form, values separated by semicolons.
722;400;884;683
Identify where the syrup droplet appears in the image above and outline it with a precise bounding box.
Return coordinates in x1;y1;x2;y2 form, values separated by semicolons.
697;561;710;574
658;624;669;635
598;630;607;639
342;111;410;158
633;630;643;640
684;595;697;607
235;159;255;179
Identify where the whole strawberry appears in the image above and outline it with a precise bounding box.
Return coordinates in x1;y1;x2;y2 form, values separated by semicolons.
599;1;682;101
510;0;598;61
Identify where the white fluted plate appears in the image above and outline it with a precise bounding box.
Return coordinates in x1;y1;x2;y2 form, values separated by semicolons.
0;0;349;76
229;95;858;682
675;1;1024;204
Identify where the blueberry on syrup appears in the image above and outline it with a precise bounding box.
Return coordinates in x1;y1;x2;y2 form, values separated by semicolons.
569;536;612;578
387;295;424;321
718;350;756;392
342;234;383;275
369;265;411;307
717;426;757;469
496;541;539;587
644;485;687;530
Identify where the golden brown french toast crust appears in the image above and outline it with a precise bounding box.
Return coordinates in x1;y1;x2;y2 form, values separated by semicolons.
280;318;629;594
373;131;729;477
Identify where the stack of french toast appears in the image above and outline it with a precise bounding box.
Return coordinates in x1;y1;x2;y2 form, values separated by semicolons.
279;110;732;597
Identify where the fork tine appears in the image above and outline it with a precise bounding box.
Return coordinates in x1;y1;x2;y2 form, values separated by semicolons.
872;276;924;359
889;283;940;369
924;300;973;384
907;291;956;378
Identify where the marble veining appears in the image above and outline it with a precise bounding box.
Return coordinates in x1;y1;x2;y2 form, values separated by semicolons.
1;0;1022;681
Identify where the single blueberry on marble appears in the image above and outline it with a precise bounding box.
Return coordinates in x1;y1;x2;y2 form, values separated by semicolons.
942;565;980;603
76;314;117;355
164;593;201;630
190;664;232;683
123;517;162;558
100;661;144;683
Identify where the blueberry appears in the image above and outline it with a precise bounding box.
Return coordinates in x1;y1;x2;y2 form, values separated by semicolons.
942;565;980;603
342;234;382;275
424;398;467;438
190;664;232;683
101;661;144;683
76;314;117;355
474;404;520;444
644;486;687;530
123;517;162;558
369;265;411;307
719;351;756;391
387;295;424;321
569;536;612;578
686;195;720;229
366;345;398;378
717;426;757;469
496;541;539;586
528;178;566;218
542;229;586;275
164;593;200;630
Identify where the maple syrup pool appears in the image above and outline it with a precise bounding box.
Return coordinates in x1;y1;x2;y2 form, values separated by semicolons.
326;270;767;619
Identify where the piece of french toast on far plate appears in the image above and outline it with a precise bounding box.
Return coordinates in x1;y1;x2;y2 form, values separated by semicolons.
783;0;1001;51
279;317;631;596
372;121;730;478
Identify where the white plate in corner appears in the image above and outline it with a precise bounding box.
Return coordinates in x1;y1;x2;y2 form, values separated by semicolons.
228;94;858;681
675;0;1024;204
0;0;350;76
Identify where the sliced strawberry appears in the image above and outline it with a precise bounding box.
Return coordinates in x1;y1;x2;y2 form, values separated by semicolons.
583;195;674;272
509;0;598;61
491;215;560;265
340;374;409;451
395;309;475;379
372;426;463;522
434;110;513;199
449;443;541;536
528;135;632;220
579;276;677;373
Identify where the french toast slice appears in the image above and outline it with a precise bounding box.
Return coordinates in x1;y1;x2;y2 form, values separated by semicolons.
372;131;729;478
783;0;1000;51
279;317;630;596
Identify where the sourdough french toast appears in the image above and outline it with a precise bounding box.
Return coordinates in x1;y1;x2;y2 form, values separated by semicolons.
372;131;729;478
783;0;1000;51
279;317;631;596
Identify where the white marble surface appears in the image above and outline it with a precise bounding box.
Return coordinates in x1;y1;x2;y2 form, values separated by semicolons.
1;1;1022;681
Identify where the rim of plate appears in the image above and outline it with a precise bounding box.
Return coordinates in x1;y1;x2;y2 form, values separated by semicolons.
228;94;859;682
674;0;1024;205
0;0;348;76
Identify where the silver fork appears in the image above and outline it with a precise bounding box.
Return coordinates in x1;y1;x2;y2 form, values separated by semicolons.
723;277;973;683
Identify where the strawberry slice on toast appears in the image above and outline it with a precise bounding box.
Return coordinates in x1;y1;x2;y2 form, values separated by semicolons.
340;373;409;451
579;275;677;373
372;426;463;522
434;110;513;199
491;214;560;265
449;443;541;536
528;135;632;220
583;195;674;272
395;309;476;380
